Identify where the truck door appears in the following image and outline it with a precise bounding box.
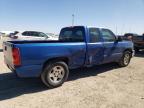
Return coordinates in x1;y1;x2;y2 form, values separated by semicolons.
100;29;122;63
87;28;104;65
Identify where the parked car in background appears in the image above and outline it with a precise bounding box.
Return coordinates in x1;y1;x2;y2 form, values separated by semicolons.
124;33;144;52
0;31;14;37
10;31;58;40
46;33;58;39
3;26;134;88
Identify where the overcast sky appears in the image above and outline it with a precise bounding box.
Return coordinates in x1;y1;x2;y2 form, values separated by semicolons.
0;0;144;35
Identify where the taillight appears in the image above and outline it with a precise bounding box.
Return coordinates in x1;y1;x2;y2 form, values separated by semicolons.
12;48;21;66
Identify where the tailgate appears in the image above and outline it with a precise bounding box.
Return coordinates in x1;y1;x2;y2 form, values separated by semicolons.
3;41;14;68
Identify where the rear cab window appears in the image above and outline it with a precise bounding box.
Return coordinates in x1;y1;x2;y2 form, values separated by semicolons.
59;26;85;42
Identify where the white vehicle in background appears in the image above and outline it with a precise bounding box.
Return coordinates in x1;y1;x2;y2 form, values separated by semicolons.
0;31;14;36
46;33;58;40
10;31;58;40
0;32;2;39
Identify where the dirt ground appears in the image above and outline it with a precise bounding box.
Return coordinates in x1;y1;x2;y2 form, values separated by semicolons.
0;38;144;108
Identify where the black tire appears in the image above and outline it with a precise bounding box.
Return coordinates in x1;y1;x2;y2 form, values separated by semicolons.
41;61;69;88
118;51;132;67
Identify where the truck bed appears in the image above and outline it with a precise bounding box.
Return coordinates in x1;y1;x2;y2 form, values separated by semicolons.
3;40;87;77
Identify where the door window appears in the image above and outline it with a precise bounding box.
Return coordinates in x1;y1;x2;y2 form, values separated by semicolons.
101;29;116;42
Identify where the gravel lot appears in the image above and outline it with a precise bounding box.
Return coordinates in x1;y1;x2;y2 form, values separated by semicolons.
0;38;144;108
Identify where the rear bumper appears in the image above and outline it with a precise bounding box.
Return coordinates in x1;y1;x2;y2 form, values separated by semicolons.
7;64;42;78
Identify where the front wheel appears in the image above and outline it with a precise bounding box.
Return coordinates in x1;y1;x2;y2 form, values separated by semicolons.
118;51;132;67
41;61;69;88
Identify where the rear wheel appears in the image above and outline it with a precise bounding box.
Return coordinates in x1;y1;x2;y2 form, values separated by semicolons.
41;61;69;88
118;51;132;67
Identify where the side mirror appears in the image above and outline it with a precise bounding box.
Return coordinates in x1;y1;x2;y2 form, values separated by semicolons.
116;36;122;42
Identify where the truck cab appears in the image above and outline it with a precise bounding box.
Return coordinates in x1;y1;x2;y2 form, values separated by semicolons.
59;26;133;66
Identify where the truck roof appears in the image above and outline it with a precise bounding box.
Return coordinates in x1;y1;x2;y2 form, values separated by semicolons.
63;26;109;30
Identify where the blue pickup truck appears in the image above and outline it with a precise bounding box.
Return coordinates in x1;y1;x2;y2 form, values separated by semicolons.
3;26;134;88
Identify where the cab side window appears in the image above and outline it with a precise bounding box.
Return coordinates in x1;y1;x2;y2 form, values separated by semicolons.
22;32;28;36
89;28;100;43
32;32;39;37
101;29;116;42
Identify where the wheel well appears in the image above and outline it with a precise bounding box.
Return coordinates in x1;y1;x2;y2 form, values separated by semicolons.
42;57;69;70
123;49;133;56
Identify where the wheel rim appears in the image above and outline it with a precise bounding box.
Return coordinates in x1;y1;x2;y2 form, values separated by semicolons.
48;65;65;84
124;53;130;65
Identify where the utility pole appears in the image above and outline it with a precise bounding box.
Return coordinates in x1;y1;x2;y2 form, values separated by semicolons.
72;14;74;26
